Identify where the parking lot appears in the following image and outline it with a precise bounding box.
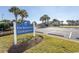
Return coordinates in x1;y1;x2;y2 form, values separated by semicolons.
36;27;79;40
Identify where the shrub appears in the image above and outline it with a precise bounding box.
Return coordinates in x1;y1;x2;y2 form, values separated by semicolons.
0;22;11;31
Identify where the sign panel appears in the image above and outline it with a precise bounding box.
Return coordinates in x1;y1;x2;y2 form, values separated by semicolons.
16;21;33;35
13;21;35;45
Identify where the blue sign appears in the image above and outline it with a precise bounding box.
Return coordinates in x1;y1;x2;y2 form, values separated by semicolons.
16;21;33;35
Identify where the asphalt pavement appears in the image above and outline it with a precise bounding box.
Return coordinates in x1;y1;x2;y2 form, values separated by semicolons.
36;27;79;40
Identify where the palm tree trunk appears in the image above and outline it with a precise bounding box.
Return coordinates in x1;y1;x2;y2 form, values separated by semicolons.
21;17;24;22
45;19;47;24
22;17;24;20
14;14;17;21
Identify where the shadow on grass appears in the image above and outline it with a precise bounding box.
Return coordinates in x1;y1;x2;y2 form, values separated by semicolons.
8;36;43;53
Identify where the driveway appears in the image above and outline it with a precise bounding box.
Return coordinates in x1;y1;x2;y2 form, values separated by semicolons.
36;27;79;40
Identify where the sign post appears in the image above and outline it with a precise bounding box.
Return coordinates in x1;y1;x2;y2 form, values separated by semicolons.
69;32;72;39
13;21;17;45
33;22;36;37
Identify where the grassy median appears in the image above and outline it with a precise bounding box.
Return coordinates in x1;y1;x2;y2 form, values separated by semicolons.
0;34;79;53
60;26;79;28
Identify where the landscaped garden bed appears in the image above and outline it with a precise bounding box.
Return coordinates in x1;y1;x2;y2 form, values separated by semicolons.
8;35;43;53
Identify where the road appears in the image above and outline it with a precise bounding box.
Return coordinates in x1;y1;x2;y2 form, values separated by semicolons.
0;31;13;36
36;27;79;40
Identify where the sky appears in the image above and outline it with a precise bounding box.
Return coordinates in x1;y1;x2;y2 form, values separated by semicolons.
0;6;79;23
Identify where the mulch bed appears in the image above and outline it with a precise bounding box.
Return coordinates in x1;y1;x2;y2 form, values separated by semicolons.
8;36;43;53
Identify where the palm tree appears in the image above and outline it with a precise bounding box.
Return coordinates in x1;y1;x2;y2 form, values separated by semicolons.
52;19;60;26
67;20;75;25
9;6;20;21
60;21;64;26
44;15;50;24
76;20;79;25
67;20;70;25
19;9;28;21
40;14;50;24
32;21;37;26
40;16;45;23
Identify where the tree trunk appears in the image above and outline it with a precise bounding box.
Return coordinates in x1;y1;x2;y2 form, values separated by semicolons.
45;19;47;24
14;14;17;22
22;17;24;21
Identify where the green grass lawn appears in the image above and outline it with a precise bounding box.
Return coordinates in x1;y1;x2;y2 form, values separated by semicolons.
25;35;79;53
0;34;33;53
0;34;79;53
0;35;13;52
60;26;79;28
